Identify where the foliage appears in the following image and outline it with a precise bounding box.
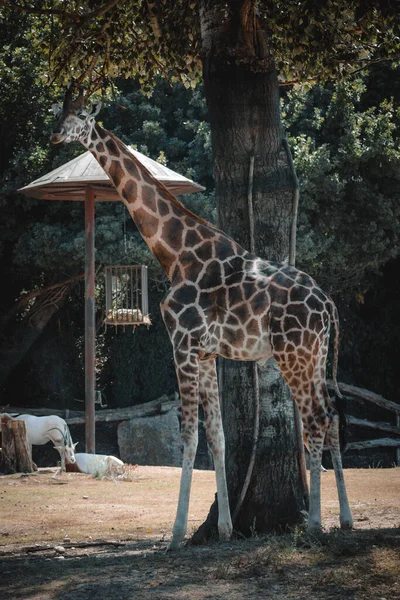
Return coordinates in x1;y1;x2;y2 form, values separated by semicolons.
282;74;400;294
262;0;400;82
2;1;399;94
103;78;214;192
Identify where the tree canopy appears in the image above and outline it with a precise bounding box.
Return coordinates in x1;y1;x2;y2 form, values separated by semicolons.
2;0;399;95
285;75;400;293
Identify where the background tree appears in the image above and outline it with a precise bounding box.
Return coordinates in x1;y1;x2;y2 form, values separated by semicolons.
283;67;400;422
1;0;399;537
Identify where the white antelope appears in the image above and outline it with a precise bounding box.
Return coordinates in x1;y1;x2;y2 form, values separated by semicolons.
1;414;77;472
66;453;125;477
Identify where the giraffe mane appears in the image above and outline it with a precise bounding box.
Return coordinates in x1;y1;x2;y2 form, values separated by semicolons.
106;130;220;233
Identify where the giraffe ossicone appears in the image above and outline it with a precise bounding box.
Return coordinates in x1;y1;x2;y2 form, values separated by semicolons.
51;88;353;548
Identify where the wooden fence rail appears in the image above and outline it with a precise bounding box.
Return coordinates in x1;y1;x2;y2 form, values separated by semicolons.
327;380;400;464
0;393;178;424
2;384;400;464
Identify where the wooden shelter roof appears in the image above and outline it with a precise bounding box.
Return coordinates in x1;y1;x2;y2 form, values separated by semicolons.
18;147;205;201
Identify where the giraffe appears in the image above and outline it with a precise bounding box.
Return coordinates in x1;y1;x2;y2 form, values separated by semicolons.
50;88;353;548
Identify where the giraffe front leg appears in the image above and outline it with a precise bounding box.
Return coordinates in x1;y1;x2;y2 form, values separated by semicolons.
170;355;200;550
199;358;232;542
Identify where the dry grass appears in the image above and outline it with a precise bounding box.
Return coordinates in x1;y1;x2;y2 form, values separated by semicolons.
0;466;399;600
0;465;215;545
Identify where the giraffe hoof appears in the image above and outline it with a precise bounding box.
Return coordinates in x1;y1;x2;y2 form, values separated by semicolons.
218;528;232;542
167;540;183;551
307;521;322;533
340;520;353;530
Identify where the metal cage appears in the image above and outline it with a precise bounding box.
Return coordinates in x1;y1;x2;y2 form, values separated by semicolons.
104;265;150;327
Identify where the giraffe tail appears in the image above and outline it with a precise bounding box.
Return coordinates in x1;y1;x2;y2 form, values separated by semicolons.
331;302;342;400
330;302;347;452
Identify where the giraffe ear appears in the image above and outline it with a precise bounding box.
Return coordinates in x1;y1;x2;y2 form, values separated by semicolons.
90;101;102;117
51;103;62;117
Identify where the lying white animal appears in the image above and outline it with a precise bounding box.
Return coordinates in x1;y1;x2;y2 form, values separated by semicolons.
65;452;125;477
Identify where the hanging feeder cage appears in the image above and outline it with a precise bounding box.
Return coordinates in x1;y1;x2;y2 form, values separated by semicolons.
105;265;150;327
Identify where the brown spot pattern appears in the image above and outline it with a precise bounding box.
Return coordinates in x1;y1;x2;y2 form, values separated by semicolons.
122;180;137;202
106;139;119;156
123;158;141;179
108;160;125;188
162;217;184;252
134;206;159;237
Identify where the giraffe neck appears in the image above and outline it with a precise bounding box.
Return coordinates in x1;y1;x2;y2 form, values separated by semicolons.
82;122;228;280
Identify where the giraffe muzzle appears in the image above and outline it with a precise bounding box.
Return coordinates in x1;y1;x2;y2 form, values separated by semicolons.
50;132;65;144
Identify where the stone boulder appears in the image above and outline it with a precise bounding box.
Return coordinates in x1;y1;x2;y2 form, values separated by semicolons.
118;408;182;467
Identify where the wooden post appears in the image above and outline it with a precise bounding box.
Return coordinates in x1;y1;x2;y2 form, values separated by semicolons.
85;185;96;454
0;415;36;473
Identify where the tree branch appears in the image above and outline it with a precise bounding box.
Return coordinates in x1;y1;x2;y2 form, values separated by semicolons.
327;380;400;415
84;0;122;21
0;274;84;331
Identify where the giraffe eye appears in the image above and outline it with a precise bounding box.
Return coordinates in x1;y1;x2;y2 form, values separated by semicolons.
78;114;87;121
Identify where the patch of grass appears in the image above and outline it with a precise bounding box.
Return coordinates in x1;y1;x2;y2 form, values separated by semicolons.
208;526;400;595
212;544;285;580
293;528;362;557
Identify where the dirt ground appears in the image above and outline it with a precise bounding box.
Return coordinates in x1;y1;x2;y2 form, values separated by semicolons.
0;466;399;600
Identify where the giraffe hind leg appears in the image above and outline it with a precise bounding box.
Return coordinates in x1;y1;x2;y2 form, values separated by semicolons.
326;412;353;529
284;375;326;532
289;387;326;532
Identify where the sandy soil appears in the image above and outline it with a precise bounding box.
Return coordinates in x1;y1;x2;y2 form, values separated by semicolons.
0;466;399;600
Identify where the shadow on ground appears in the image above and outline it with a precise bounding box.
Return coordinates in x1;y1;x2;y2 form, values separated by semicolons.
1;528;399;600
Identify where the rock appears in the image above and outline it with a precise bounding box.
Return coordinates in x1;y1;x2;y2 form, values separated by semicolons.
118;409;182;467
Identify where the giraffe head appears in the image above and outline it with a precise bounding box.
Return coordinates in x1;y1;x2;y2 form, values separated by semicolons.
50;86;102;145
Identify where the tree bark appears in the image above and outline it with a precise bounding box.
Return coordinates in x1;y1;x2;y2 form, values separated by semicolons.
0;415;17;474
0;415;36;473
194;0;308;541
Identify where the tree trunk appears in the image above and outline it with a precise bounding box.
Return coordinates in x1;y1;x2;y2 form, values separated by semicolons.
195;0;308;540
0;415;36;473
